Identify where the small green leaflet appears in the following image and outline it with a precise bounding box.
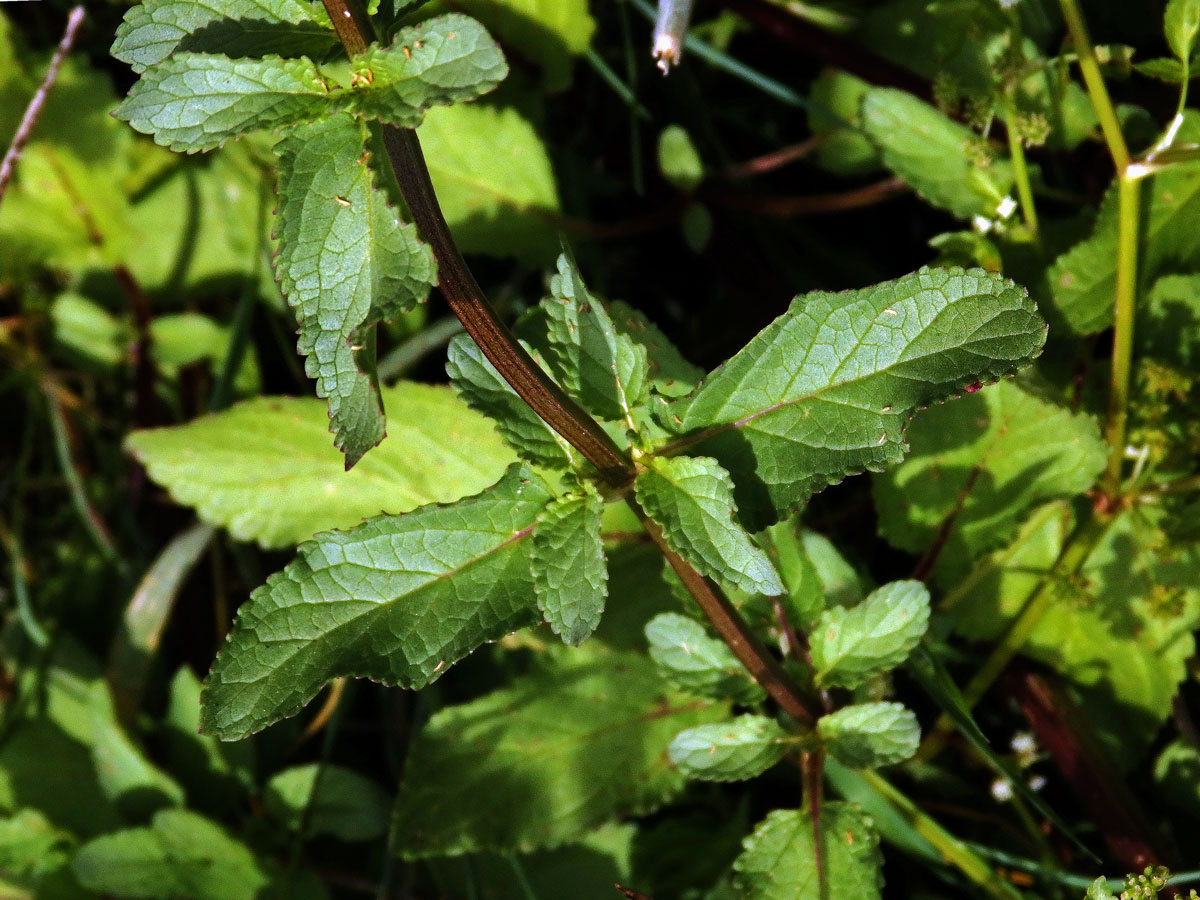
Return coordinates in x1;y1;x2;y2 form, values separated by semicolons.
670;267;1045;530
275;116;436;468
732;804;883;900
635;455;784;596
645;612;766;704
668;715;791;782
115;16;507;153
111;0;336;75
543;250;649;422
351;17;507;127
200;465;553;739
607;300;703;398
861;88;1014;221
816;702;919;768
392;648;725;856
446;333;574;468
1165;0;1200;64
532;488;608;645
264;764;390;841
811;580;930;689
72;809;272;900
116;54;335;153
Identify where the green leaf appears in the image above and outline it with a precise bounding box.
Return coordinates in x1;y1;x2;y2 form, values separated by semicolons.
658;125;705;191
671;266;1045;530
392;648;725;856
955;505;1200;770
668;715;791;782
861;88;1014;221
0;809;74;882
811;580;930;688
1166;0;1200;63
199;464;553;739
274;115;436;467
532;488;608;645
1088;877;1118;900
115;54;336;152
817;702;919;768
126;383;515;549
111;0;336;74
760;519;827;631
446;332;574;468
264;764;390;841
732;804;883;900
350;15;507;126
873;377;1107;584
1135;57;1189;82
1049;113;1200;334
607;300;704;398
645;612;766;704
452;0;595;89
635;455;784;596
418;103;560;262
544;251;649;421
808;69;882;177
72;809;270;900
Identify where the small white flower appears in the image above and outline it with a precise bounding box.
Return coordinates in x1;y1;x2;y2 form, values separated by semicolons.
990;778;1014;803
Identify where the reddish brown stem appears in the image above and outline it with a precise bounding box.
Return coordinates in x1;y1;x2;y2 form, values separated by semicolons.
1006;665;1176;874
0;6;86;203
705;177;910;217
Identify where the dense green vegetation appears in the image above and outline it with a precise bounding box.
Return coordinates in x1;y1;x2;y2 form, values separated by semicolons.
3;0;1200;897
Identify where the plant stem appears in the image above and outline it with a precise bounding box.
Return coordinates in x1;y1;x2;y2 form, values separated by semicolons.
637;509;815;727
1059;0;1141;497
859;770;1025;900
380;126;636;487
0;6;85;203
1002;102;1040;245
1058;0;1129;171
1105;173;1140;493
319;0;820;731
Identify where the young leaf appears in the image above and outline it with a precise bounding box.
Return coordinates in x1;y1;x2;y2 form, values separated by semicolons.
635;455;784;596
72;809;271;900
732;804;883;900
1165;0;1200;64
607;300;704;398
264;763;390;841
817;702;920;768
274;116;436;467
873;378;1107;583
532;488;608;646
668;715;791;782
645;612;766;704
811;580;930;688
446;332;574;468
671;266;1045;530
544;251;649;422
111;0;336;74
392;648;725;856
861;88;1014;221
351;16;507;126
1050;113;1200;334
126;383;516;549
200;464;553;739
115;54;337;152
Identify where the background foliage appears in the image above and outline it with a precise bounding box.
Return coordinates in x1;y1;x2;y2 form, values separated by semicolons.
3;0;1200;898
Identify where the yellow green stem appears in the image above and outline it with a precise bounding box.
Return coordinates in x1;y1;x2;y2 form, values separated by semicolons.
1104;174;1141;493
1058;0;1129;170
1003;103;1040;245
